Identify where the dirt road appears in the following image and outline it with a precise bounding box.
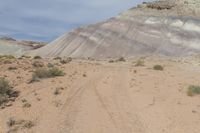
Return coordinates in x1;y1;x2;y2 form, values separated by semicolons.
0;58;200;133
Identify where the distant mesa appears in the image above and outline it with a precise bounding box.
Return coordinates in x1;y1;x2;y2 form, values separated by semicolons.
0;36;46;56
0;36;16;41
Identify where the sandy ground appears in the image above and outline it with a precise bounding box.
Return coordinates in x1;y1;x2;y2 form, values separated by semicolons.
0;57;200;133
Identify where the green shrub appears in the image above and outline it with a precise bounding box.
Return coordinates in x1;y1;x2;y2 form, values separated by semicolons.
47;63;54;68
153;65;164;71
0;78;13;106
48;67;65;77
0;78;12;96
31;67;65;82
187;85;200;96
33;56;42;59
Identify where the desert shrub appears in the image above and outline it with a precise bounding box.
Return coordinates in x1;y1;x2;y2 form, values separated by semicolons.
21;55;31;59
135;59;145;66
8;66;17;70
60;57;72;64
7;118;34;132
153;65;164;71
0;55;16;64
31;67;65;82
53;57;62;60
0;78;12;97
108;60;114;63
23;121;34;129
187;85;200;96
32;61;44;68
116;57;126;62
23;103;31;108
7;118;16;127
47;63;54;68
0;78;14;106
48;67;65;77
0;55;15;60
33;56;42;59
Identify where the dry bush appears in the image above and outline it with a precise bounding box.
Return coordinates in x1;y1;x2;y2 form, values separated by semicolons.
60;57;72;64
32;60;44;68
33;56;42;59
153;65;164;71
7;118;34;132
135;59;145;67
116;57;126;62
0;78;19;107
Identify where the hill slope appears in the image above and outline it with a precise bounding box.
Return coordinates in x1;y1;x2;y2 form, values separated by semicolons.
29;0;200;58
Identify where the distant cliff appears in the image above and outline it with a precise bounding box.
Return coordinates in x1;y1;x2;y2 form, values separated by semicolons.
29;0;200;58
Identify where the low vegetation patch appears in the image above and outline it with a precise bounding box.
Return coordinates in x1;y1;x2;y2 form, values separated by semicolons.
33;56;42;59
60;57;72;64
0;55;16;64
53;57;62;60
8;66;17;70
108;60;114;63
116;57;126;62
20;55;31;59
30;67;65;83
0;77;19;107
32;60;44;68
135;59;145;67
0;55;15;60
108;57;126;63
7;118;34;132
54;87;64;95
187;85;200;96
47;63;54;68
153;65;164;71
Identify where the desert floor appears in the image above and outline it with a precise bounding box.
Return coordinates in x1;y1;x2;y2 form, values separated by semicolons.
0;57;200;133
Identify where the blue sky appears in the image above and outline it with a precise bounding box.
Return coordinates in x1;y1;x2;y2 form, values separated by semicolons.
0;0;150;42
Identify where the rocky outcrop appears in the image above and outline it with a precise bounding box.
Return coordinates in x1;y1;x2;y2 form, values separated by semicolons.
145;1;176;10
29;0;200;59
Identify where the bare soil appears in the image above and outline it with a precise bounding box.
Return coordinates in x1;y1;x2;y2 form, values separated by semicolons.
0;57;200;133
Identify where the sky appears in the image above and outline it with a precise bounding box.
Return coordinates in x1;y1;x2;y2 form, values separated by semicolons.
0;0;150;42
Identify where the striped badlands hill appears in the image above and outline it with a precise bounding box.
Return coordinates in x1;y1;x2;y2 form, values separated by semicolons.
29;0;200;59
